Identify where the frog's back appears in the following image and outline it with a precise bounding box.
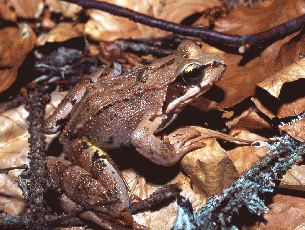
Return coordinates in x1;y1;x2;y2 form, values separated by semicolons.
60;71;167;151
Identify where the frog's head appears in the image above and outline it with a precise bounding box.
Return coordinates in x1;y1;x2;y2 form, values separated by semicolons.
164;41;226;115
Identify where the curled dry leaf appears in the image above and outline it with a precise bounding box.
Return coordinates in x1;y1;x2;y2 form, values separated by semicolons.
0;0;44;21
0;24;36;68
224;106;270;173
280;165;305;192
45;0;82;18
227;130;268;174
169;126;241;197
0;23;36;93
226;106;272;131
274;33;305;72
255;58;305;141
181;137;239;197
122;168;205;229
84;0;219;41
277;97;305;142
204;0;305;108
37;22;81;46
258;58;305;99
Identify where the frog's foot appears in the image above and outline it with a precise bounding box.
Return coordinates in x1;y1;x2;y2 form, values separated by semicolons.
165;126;207;157
131;115;206;166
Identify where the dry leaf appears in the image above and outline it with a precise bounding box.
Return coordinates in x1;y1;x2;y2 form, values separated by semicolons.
227;131;268;174
250;194;305;230
226;106;272;131
37;22;81;46
0;23;36;93
181;137;239;196
0;0;44;20
123;168;205;229
84;0;220;41
0;0;17;21
255;58;305;141
258;58;305;99
0;92;65;216
0;68;18;97
280;165;305;192
0;24;36;68
274;33;305;72
205;0;305;108
45;0;82;18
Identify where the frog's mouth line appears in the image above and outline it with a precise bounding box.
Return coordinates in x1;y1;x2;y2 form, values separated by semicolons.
165;85;201;114
164;63;225;114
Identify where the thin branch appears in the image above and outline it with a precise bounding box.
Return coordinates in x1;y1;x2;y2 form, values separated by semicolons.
0;165;28;174
25;84;48;229
173;133;305;229
130;183;181;214
62;0;305;53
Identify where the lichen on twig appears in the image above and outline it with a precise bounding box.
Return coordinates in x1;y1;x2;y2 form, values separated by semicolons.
173;133;305;229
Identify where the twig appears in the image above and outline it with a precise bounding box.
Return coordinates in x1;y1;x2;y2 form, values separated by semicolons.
24;84;48;229
0;165;28;174
173;134;305;229
62;0;305;54
0;86;49;229
130;183;181;214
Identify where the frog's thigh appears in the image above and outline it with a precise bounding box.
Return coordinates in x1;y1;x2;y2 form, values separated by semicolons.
131;115;181;166
66;138;130;215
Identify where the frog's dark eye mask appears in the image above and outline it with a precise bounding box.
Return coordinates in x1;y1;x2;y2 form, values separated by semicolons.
165;60;225;114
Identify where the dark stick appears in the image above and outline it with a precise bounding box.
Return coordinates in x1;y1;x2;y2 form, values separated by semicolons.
0;164;28;174
62;0;305;53
130;183;181;214
25;85;48;229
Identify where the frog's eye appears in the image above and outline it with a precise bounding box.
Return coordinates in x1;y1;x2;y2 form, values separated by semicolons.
178;63;204;85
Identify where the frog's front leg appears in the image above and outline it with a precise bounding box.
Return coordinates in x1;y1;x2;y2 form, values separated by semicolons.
131;114;206;166
44;64;122;134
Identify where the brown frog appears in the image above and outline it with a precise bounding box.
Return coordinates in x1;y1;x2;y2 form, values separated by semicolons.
44;40;226;228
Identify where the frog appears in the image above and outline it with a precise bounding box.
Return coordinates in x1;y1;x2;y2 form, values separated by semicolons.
44;40;226;228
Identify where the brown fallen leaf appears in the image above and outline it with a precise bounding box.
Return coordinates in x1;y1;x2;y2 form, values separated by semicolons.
226;106;272;131
274;33;305;72
200;0;305;109
280;165;305;192
83;0;220;41
255;58;305;141
37;22;82;46
250;194;305;230
0;23;36;93
258;58;305;99
227;130;269;174
45;0;82;18
123;168;206;229
0;0;44;21
0;92;65;217
181;137;239;197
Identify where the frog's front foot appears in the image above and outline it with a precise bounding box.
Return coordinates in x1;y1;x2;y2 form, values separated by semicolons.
131;115;206;166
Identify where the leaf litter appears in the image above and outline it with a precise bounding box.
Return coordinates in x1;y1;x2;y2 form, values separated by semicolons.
1;0;305;229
